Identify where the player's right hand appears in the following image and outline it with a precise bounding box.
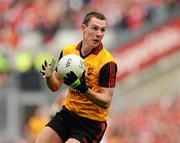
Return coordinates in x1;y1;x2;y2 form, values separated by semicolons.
63;71;88;93
40;58;57;79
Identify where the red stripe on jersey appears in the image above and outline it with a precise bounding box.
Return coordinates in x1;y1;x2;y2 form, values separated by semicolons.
93;43;103;55
93;122;106;143
76;41;103;55
83;136;88;143
109;62;115;87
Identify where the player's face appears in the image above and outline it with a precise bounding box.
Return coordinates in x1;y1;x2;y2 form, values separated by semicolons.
82;17;107;48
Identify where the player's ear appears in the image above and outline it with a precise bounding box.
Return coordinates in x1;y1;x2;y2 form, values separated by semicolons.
81;24;86;30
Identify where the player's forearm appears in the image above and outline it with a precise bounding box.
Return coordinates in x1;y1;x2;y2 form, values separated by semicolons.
46;71;63;92
85;89;111;109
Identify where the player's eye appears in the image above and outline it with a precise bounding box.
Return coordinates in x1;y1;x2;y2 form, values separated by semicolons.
92;27;98;31
101;28;105;33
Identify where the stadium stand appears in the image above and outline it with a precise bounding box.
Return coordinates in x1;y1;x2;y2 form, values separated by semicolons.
0;0;179;142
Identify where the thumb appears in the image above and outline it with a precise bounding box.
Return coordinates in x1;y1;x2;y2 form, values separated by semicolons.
80;71;86;81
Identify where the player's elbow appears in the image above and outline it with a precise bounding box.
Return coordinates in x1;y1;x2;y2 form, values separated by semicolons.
104;102;111;109
98;101;110;109
95;97;111;109
49;88;58;92
100;104;108;109
48;85;60;92
101;97;112;109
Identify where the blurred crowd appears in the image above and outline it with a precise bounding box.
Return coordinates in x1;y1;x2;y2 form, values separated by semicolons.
12;95;180;143
105;96;180;143
23;106;50;143
0;0;179;143
0;0;179;89
0;0;179;51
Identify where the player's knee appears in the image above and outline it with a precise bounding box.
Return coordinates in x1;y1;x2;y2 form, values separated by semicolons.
35;131;47;143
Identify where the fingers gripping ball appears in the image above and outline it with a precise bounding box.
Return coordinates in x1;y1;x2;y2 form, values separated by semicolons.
63;71;88;93
57;54;86;79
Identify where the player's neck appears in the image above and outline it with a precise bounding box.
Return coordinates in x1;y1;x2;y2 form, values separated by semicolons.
81;42;93;56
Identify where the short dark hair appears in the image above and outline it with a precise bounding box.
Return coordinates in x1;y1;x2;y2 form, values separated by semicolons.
83;11;106;26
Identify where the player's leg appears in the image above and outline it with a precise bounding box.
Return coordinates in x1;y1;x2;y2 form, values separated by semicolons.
35;126;63;143
61;107;107;143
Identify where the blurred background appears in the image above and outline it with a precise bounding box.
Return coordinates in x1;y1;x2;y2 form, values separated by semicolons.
0;0;180;143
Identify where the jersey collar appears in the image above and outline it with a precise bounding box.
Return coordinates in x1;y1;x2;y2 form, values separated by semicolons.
76;41;103;55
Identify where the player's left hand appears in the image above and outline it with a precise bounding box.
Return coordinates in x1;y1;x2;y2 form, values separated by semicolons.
40;58;57;79
63;71;88;93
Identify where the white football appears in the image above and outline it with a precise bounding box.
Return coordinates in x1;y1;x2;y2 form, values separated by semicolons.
57;54;86;79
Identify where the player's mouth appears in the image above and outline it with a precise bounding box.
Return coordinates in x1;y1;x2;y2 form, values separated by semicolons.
93;39;100;43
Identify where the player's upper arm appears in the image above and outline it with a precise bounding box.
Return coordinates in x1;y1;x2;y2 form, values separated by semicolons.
98;62;117;107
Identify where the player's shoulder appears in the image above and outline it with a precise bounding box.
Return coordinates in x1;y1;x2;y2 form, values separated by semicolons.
62;42;79;55
101;47;116;63
63;43;78;50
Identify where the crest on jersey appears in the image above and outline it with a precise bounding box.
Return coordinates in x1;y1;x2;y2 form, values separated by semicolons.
87;67;94;76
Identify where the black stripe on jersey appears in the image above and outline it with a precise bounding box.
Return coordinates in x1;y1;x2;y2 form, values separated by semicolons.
99;62;117;88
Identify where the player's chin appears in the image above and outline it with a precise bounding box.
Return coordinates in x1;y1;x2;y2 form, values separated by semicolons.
92;41;100;47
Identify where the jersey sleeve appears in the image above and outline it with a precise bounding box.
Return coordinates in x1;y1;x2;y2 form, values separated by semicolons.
99;62;117;88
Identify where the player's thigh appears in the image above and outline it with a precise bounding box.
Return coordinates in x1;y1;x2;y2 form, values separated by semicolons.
66;138;80;143
35;126;63;143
